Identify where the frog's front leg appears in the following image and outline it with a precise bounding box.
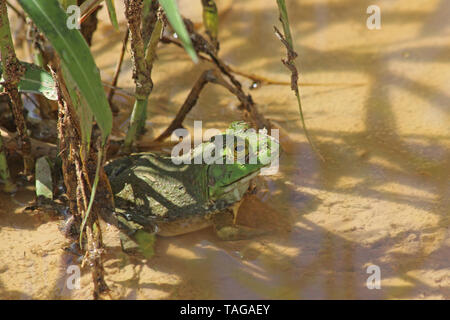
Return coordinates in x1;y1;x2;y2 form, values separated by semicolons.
212;200;267;241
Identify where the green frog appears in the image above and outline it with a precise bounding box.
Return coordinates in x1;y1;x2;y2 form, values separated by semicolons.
105;122;279;251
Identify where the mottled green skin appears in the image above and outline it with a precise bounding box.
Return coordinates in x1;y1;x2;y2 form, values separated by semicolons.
105;122;279;238
106;153;246;236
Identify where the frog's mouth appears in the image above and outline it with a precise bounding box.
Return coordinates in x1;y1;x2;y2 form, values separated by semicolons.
220;170;260;194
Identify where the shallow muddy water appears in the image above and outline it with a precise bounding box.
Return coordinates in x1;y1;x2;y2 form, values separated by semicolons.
0;0;449;299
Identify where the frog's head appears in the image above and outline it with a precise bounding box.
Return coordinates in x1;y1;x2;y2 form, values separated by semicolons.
206;122;280;203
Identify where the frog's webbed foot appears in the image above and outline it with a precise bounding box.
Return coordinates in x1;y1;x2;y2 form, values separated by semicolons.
212;201;267;241
119;229;156;259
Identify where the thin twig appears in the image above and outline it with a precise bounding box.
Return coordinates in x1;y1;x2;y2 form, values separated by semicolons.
178;18;271;130
274;25;324;161
103;82;135;99
154;69;266;142
229;67;365;88
154;69;216;142
161;35;364;89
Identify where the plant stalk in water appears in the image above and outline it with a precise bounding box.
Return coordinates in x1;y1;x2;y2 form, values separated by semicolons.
0;0;34;175
122;0;161;151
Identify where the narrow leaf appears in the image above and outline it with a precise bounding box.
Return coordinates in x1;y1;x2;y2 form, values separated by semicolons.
0;62;57;100
19;0;112;144
159;0;198;63
105;0;119;30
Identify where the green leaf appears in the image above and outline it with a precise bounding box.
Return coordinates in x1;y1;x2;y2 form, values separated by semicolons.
276;0;293;46
79;145;105;249
105;0;119;30
201;0;218;45
159;0;198;63
0;62;57;101
18;0;112;144
35;156;53;201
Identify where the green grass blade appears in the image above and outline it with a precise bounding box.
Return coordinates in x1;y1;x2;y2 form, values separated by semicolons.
19;0;112;144
79;145;104;249
0;62;57;100
159;0;198;63
276;0;293;46
275;0;322;160
105;0;119;30
122;98;147;151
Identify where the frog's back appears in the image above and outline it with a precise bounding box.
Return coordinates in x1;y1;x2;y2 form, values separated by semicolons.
105;153;218;235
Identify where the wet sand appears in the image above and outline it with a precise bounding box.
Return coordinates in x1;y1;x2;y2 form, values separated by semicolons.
0;0;449;299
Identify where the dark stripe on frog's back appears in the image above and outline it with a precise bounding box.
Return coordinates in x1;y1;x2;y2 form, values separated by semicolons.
105;152;213;226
